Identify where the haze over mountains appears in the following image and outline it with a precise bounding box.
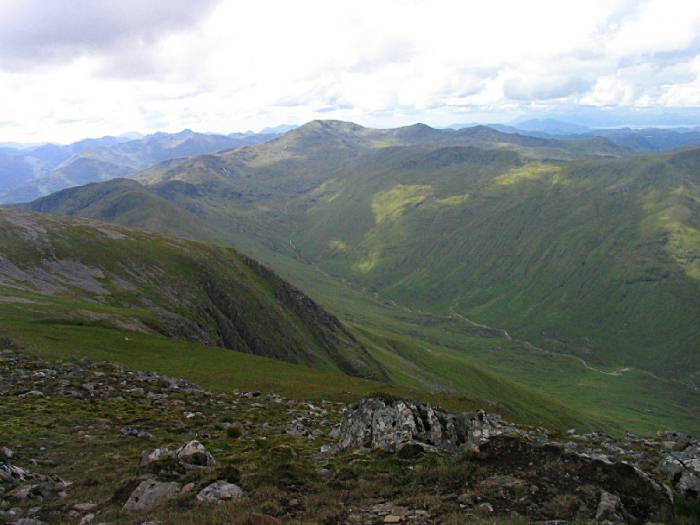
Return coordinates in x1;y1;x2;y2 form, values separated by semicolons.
0;128;281;204
481;118;700;152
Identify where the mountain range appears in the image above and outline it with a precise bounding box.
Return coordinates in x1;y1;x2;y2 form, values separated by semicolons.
472;119;700;152
11;119;700;435
0;129;280;204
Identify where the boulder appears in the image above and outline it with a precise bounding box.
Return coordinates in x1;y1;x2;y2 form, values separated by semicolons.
195;480;244;504
122;479;181;511
140;448;175;467
659;438;700;498
176;441;215;467
0;464;29;483
335;397;501;454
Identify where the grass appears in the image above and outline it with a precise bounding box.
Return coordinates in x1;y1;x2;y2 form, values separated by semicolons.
434;192;470;206
494;162;563;186
0;300;486;412
371;184;432;224
203;232;700;435
13;126;700;436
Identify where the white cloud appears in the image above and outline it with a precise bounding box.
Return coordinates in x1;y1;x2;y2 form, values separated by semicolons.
1;0;700;142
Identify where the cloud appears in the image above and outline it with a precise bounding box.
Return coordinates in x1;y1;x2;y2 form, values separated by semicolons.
1;0;700;142
0;0;220;71
504;76;593;101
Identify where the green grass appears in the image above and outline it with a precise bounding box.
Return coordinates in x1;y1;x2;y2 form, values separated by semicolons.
14;123;700;435
0;302;492;414
199;232;700;435
0;209;383;379
371;184;432;224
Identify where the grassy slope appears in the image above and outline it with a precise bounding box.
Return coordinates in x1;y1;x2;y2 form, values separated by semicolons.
0;209;382;379
0;296;595;431
283;147;700;379
242;240;700;435
14;122;700;433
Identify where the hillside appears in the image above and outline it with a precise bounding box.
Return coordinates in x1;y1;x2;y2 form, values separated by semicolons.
2;348;696;524
287;147;700;379
0;209;632;435
20;121;699;378
0;209;383;379
15;121;700;434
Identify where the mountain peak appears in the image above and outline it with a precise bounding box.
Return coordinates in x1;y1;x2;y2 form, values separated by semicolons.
298;120;367;133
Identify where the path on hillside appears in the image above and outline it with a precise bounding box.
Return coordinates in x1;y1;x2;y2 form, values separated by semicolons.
448;309;630;377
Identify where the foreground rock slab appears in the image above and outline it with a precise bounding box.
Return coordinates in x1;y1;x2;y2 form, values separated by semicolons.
335;397;501;454
123;479;181;511
196;480;245;504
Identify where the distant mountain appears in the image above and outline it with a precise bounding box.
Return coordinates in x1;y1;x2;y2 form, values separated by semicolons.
513;118;591;135
484;121;700;152
0;129;281;204
260;123;298;134
583;127;700;152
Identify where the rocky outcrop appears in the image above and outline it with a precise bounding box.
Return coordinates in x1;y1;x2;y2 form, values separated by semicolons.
0;350;694;524
335;397;675;523
335;397;501;454
195;480;245;504
141;441;215;470
658;431;700;498
122;479;181;511
175;441;215;467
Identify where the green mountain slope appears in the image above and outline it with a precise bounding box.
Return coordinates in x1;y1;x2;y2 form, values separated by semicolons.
0;209;622;433
24;121;695;378
0;209;383;379
287;147;700;379
14;121;700;433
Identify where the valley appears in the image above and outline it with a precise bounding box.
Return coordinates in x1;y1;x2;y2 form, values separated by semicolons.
10;121;700;436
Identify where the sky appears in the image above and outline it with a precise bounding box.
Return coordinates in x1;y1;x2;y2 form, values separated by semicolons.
1;0;700;143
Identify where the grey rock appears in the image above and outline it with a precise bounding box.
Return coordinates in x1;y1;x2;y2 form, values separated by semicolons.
140;448;175;467
78;513;95;525
336;397;501;454
121;427;154;439
73;503;98;513
13;519;48;525
176;441;214;467
595;490;623;522
9;484;36;500
0;464;29;483
122;479;181;511
659;438;700;498
195;480;245;504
